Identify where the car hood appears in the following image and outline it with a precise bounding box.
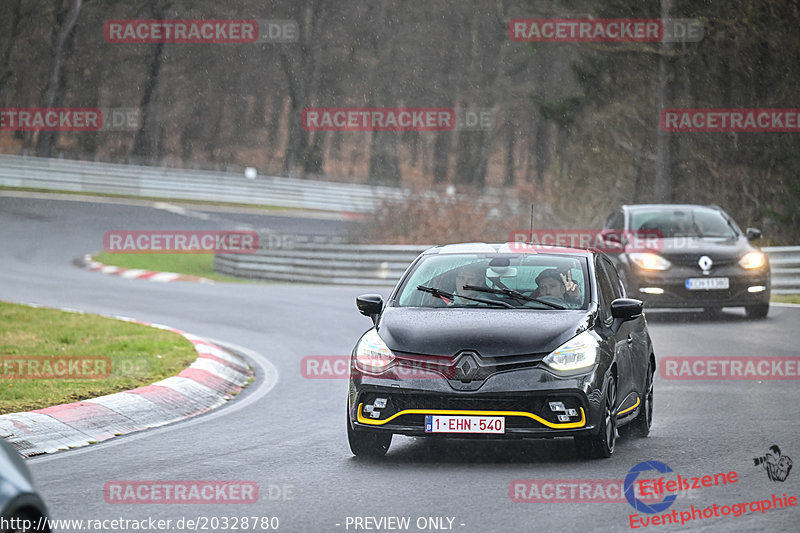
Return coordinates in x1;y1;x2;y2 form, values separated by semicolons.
376;307;590;358
651;236;753;261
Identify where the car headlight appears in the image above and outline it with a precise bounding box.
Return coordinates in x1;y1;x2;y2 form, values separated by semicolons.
543;330;598;372
739;251;766;269
355;329;395;374
629;252;671;270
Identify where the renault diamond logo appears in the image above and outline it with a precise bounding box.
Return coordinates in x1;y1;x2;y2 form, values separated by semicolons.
455;352;479;380
698;255;713;273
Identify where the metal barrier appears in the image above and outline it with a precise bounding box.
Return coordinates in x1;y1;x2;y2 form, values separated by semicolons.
1;155;797;292
214;235;428;286
215;239;800;293
765;246;800;294
0;154;405;212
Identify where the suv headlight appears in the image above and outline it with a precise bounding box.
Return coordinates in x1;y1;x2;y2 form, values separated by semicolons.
543;331;598;372
629;252;671;270
739;251;766;269
355;329;395;374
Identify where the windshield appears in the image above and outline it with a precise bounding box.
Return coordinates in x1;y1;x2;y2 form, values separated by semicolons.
396;253;588;309
630;207;738;238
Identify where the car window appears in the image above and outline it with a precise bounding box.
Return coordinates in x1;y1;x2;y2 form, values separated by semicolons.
395;253;588;309
594;257;616;321
630;207;737;238
601;257;623;301
604;210;625;230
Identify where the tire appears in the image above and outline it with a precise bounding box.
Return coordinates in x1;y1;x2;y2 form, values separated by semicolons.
745;303;769;319
575;376;617;459
619;359;653;438
347;411;391;457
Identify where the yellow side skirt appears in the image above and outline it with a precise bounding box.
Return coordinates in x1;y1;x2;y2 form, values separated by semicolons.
616;396;640;416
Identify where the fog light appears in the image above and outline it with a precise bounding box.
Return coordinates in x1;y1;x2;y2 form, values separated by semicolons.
374;398;388;408
566;408;578;416
549;402;566;412
370;411;381;419
748;285;766;293
557;415;571;422
640;287;664;295
364;405;374;413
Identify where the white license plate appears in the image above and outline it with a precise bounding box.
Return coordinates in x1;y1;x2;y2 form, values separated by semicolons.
685;277;729;290
424;415;505;434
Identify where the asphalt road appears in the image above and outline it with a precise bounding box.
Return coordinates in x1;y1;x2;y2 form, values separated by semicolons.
1;194;798;533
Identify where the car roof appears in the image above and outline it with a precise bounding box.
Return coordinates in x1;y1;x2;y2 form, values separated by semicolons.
621;203;721;211
421;242;594;257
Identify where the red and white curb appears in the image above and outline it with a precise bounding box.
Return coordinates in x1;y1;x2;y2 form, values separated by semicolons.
75;254;214;283
0;312;253;457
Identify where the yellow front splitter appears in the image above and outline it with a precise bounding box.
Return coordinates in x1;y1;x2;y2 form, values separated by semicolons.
357;403;586;429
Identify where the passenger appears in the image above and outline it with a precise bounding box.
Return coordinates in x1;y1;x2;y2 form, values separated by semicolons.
534;268;581;304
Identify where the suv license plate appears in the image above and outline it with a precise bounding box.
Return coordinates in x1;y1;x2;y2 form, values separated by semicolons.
686;277;729;290
424;415;505;434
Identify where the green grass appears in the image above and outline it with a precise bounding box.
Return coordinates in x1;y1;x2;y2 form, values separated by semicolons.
0;301;199;414
771;294;800;304
93;252;253;283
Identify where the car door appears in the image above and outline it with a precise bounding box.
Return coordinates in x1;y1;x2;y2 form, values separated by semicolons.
596;256;636;412
606;256;650;411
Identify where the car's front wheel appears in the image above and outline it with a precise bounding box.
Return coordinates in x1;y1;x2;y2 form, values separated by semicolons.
347;412;391;457
575;376;617;459
745;303;769;319
619;359;653;438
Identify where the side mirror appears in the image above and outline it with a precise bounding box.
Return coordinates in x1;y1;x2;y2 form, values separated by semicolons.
611;298;643;321
599;229;625;252
356;294;384;324
746;227;762;240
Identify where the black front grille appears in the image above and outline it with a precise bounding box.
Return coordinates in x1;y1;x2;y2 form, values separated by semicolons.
392;351;547;383
664;254;735;268
359;392;585;428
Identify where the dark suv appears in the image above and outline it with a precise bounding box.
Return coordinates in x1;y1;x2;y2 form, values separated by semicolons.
601;204;770;318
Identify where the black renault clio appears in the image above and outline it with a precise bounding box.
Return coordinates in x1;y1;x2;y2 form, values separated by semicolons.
347;243;655;459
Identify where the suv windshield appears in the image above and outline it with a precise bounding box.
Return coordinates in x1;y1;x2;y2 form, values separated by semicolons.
395;253;588;310
630;207;737;239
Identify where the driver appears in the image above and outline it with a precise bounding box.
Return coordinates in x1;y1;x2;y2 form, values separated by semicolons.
451;263;490;305
534;268;582;304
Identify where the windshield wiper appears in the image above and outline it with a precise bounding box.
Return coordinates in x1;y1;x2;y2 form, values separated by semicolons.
463;284;566;310
416;285;515;309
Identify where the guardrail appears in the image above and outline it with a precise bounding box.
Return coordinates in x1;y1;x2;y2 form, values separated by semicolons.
765;246;800;294
215;239;800;294
214;235;428;286
0;154;406;212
